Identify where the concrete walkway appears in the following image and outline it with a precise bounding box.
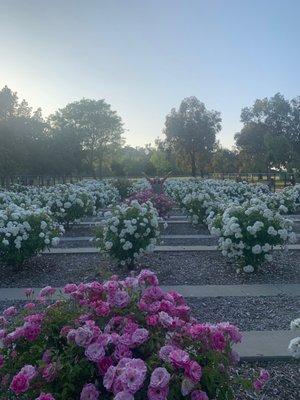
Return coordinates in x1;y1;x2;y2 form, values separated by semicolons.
236;330;296;360
43;243;300;254
0;284;299;301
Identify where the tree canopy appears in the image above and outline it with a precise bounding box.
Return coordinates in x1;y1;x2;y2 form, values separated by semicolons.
164;96;221;176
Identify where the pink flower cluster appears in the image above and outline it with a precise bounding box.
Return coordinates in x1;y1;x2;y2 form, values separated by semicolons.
0;269;269;399
127;189;173;218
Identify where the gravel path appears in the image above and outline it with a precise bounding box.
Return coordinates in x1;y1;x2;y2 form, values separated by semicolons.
234;360;300;400
0;248;299;287
187;295;300;331
142;250;300;285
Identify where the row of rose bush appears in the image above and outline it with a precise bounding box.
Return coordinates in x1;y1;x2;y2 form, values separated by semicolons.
0;180;120;266
0;270;269;399
165;179;298;272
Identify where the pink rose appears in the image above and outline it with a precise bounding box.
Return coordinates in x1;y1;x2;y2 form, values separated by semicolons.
169;349;189;368
114;391;134;400
10;373;30;395
39;286;56;298
80;383;100;400
64;283;78;294
85;342;105;362
75;326;93;347
42;363;57;382
24;303;36;310
147;385;169;400
211;330;226;351
146;315;158;326
20;365;36;380
98;356;113;375
191;390;209;400
131;328;149;346
184;360;202;382
36;393;55;400
3;306;17;318
150;367;170;389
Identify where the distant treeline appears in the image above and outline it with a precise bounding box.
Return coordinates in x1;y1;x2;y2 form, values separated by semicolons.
0;86;299;178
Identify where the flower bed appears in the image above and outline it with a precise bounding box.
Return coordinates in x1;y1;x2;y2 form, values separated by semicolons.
0;205;63;266
95;201;160;267
0;270;268;399
126;189;173;219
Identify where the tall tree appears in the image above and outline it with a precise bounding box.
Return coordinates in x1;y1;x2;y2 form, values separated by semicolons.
212;146;238;173
49;99;124;177
237;93;300;170
164;97;221;176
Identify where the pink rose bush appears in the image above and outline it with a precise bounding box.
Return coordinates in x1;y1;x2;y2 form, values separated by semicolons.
126;189;173;219
0;270;267;399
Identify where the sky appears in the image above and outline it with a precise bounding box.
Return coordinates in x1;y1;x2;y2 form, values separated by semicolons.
0;0;299;148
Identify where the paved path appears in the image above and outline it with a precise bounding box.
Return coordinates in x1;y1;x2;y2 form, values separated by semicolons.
59;233;300;242
0;284;299;301
235;330;296;360
43;243;300;254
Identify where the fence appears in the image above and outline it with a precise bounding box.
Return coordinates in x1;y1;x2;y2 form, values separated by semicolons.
0;172;296;191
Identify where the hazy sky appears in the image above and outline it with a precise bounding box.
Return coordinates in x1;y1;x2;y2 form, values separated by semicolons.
1;0;299;148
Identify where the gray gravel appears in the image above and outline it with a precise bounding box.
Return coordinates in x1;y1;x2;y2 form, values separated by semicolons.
234;360;300;400
162;223;210;235
0;248;299;288
187;295;300;331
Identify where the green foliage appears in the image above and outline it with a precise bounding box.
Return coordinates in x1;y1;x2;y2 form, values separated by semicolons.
164;96;221;176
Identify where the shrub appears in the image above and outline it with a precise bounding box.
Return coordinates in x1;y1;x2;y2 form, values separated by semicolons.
209;202;296;272
127;189;173;219
0;270;267;399
95;200;160;267
288;318;300;359
112;178;132;201
38;185;95;227
0;205;63;265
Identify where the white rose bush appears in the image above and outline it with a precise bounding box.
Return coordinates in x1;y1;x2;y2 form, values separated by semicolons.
288;318;300;359
0;205;64;266
95;200;160;268
208;202;296;272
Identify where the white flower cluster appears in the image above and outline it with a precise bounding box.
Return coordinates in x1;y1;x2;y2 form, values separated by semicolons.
209;202;295;272
288;318;300;359
129;178;151;194
0;204;64;265
95;200;160;267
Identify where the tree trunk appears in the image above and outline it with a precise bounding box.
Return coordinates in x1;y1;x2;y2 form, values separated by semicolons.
191;152;196;177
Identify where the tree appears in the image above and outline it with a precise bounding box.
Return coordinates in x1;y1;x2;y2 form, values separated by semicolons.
164;97;221;176
212;146;238;173
238;93;300;171
49;99;124;177
0;86;48;176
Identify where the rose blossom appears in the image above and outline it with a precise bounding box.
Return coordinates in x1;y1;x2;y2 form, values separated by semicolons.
39;286;56;298
191;390;209;400
36;393;56;400
80;383;100;400
85;342;105;362
114;391;134;400
131;328;149;345
169;349;189;368
64;283;78;294
10;373;30;395
74;326;94;347
98;356;113;375
3;306;17;318
20;364;36;380
184;360;202;382
149;367;170;389
147;385;169;400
